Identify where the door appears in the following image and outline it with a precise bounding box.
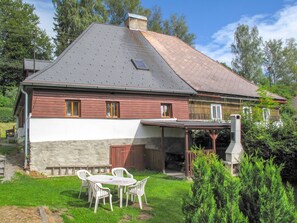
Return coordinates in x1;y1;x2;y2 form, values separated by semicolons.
110;145;145;170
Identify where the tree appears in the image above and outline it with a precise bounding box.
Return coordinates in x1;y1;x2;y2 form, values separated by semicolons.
53;0;108;56
264;39;287;85
148;6;196;46
0;0;53;92
105;0;150;25
147;6;163;33
264;38;297;87
283;38;297;84
239;155;297;223
163;14;196;46
183;151;247;223
231;25;264;84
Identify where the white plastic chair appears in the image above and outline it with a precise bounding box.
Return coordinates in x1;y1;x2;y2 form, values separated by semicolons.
126;176;149;209
111;167;133;178
76;170;92;198
89;181;113;213
112;167;133;193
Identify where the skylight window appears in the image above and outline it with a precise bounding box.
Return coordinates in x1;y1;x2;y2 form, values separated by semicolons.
131;59;149;70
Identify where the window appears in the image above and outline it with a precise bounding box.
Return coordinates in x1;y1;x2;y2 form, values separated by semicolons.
243;106;252;117
131;59;149;70
262;108;270;122
65;100;80;117
211;104;222;120
161;104;172;118
106;102;120;118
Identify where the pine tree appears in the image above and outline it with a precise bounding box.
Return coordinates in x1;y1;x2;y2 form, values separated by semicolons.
239;155;297;223
183;151;216;222
148;6;196;46
183;151;247;223
105;0;150;25
0;0;52;92
53;0;107;56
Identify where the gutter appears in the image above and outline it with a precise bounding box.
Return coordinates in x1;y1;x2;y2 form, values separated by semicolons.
21;81;195;97
20;86;29;169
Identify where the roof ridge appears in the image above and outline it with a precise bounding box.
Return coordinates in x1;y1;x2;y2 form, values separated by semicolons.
23;23;96;82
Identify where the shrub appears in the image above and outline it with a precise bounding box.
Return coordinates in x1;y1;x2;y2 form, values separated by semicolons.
0;107;14;122
242;116;297;183
183;153;297;223
239;155;297;223
183;151;247;223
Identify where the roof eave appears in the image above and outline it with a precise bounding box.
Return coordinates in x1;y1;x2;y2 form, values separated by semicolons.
21;81;195;96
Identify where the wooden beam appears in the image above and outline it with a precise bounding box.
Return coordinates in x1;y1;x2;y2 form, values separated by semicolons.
161;127;165;174
208;130;219;153
185;128;189;177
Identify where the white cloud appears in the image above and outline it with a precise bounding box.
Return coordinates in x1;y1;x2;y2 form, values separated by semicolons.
196;3;297;66
24;0;55;41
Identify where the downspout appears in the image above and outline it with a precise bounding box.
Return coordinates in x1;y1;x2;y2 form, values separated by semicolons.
20;86;29;169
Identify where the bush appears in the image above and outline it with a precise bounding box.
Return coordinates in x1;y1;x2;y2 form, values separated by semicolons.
183;153;297;223
239;155;297;223
0;107;14;122
183;151;247;223
242;116;297;183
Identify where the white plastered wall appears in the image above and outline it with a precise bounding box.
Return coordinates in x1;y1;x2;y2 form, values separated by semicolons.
29;118;184;142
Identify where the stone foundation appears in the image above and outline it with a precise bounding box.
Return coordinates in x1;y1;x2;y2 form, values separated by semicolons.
29;137;184;175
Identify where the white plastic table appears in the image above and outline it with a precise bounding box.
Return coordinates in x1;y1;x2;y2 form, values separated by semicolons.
87;175;136;208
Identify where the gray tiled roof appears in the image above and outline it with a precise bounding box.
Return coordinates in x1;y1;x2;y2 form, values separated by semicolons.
23;23;195;95
23;59;52;71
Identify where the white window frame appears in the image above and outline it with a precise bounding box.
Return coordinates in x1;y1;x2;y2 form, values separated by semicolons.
210;104;222;121
262;108;270;122
243;106;252;116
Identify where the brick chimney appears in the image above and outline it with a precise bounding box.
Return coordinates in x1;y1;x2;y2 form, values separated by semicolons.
125;13;147;31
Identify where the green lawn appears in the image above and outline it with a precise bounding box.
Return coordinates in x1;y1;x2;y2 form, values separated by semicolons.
0;122;15;138
0;171;191;223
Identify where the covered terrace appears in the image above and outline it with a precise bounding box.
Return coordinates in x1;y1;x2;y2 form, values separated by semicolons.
141;120;231;177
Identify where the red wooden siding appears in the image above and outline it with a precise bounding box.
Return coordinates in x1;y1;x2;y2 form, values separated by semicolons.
144;149;163;171
31;90;189;119
110;145;145;170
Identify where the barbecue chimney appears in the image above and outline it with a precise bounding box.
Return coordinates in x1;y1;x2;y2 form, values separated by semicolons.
224;114;244;175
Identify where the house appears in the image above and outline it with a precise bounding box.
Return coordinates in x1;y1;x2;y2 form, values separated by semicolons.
141;31;286;121
14;14;285;176
23;58;52;78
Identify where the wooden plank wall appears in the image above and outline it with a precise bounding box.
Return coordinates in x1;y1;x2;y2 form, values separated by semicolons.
31;90;189;119
189;96;280;121
189;98;241;120
144;149;163;171
110;145;145;170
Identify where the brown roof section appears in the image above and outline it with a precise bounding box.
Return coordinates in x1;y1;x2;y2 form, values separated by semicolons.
141;31;285;101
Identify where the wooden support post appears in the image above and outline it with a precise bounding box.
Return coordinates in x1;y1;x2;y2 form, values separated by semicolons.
185;128;189;177
161;127;165;174
208;130;219;154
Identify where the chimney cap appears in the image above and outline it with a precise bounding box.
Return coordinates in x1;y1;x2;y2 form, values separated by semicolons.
125;13;147;21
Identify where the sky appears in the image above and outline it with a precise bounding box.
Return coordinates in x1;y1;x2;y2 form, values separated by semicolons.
24;0;297;65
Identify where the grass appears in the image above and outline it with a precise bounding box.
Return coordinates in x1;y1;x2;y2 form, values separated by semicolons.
0;144;18;156
0;122;15;138
0;171;191;223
